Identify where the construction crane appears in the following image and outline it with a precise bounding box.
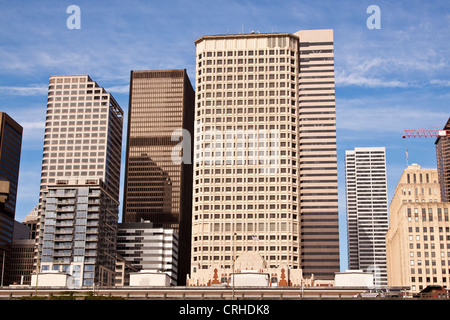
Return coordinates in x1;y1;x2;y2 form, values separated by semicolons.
402;129;450;139
401;121;450;166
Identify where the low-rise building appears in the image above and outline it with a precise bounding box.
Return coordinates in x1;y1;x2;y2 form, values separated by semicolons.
117;220;178;286
129;270;171;287
115;255;139;287
187;252;327;287
334;270;374;288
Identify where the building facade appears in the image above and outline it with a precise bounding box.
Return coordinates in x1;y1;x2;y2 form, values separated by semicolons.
187;252;307;287
191;29;339;281
36;75;123;287
23;205;39;240
8;207;40;285
345;147;388;286
114;255;139;287
436;117;450;202
0;112;22;286
296;29;339;280
9;222;34;285
386;164;450;293
117;220;179;286
122;69;194;285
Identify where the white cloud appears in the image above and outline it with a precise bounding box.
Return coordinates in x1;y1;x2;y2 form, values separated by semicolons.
335;70;409;88
21;121;45;130
430;79;450;87
105;85;129;94
336;101;448;134
0;85;47;96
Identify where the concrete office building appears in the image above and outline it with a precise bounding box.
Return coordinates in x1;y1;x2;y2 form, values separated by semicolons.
0;112;22;286
386;164;450;293
436;117;450;202
9;222;34;285
35;75;123;287
117;220;179;286
23;205;39;240
345;147;389;286
8;207;39;285
190;29;339;281
114;255;139;287
122;70;194;285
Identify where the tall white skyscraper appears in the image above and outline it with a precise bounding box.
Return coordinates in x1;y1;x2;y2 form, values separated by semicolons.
345;147;388;286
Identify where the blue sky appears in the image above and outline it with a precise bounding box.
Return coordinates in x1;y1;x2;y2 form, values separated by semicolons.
0;0;449;271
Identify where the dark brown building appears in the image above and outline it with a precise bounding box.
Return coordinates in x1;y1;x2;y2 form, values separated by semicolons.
0;112;22;286
436;117;450;202
122;69;195;285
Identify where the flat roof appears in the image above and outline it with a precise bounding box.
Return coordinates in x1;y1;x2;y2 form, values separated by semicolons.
195;32;298;44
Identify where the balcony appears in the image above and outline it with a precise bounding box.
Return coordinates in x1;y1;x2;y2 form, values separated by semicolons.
51;191;76;198
54;229;73;235
54;236;73;242
54;244;72;250
58;214;75;220
57;206;75;212
58;200;75;205
56;222;74;227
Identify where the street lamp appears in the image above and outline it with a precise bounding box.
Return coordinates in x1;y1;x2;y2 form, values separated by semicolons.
1;250;5;287
232;232;236;300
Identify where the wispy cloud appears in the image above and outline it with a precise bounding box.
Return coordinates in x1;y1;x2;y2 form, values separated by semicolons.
105;85;129;94
21;121;45;130
336;98;448;134
0;85;47;96
335;71;409;88
430;79;450;87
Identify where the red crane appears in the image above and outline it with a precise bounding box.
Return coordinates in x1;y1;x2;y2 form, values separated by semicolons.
402;129;450;138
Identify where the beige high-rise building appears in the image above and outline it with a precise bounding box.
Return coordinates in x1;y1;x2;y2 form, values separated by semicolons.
386;164;450;293
35;75;124;287
189;29;339;282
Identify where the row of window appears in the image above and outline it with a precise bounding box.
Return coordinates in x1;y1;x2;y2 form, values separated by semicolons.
407;207;449;221
199;49;295;59
192;254;295;262
199;57;296;66
198;67;296;77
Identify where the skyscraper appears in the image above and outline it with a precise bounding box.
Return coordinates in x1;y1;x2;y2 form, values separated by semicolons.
35;75;123;287
190;29;339;281
122;69;194;285
386;164;449;293
0;112;22;286
297;29;339;279
345;147;388;286
436;117;450;202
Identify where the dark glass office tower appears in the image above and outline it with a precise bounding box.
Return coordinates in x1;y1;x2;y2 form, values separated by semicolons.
0;112;22;286
123;69;194;285
436;117;450;202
